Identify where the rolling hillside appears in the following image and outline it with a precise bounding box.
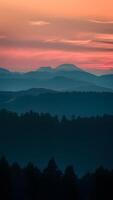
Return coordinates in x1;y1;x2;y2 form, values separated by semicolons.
0;89;113;116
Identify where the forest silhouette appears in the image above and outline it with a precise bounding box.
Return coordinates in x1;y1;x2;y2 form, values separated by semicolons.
0;109;113;173
0;109;113;199
0;156;113;200
0;109;113;135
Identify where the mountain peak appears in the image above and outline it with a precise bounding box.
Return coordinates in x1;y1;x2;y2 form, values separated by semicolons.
38;66;53;72
0;67;10;73
56;64;82;71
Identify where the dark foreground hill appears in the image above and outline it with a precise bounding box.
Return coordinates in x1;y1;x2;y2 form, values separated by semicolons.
0;89;113;116
0;110;113;175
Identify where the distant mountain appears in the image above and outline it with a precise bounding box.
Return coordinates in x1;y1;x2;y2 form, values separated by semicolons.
0;89;113;116
55;63;82;71
97;74;113;89
0;67;10;73
0;64;113;92
40;76;112;92
38;66;54;72
0;68;10;74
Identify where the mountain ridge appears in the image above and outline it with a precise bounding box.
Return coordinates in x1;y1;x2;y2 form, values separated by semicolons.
0;64;113;92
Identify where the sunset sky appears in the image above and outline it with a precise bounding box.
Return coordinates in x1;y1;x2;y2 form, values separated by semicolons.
0;0;113;73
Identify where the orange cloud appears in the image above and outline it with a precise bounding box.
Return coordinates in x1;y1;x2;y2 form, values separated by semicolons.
29;20;51;26
88;19;113;24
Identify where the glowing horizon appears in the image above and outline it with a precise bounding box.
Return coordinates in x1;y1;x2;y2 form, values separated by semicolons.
0;0;113;73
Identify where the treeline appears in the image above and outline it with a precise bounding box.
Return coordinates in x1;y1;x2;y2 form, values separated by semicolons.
0;157;113;200
0;109;113;136
0;109;113;176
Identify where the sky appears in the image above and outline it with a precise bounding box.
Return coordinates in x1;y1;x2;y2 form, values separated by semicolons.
0;0;113;73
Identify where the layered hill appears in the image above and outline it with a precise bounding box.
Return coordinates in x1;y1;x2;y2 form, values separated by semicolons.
0;89;113;116
0;64;113;92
